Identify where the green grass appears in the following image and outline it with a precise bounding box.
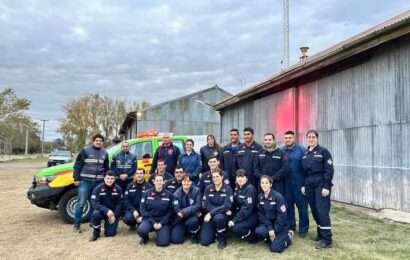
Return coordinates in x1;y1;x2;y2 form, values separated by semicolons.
176;205;410;260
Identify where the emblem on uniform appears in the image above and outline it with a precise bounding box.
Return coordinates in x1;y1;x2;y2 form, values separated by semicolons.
168;149;173;155
213;151;218;156
230;195;234;202
327;159;333;165
189;198;194;204
247;197;253;204
91;195;96;199
280;204;287;213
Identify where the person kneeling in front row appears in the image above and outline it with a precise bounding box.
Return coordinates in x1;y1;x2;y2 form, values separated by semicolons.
89;171;123;241
200;169;233;249
255;175;293;253
171;175;202;244
123;168;152;230
137;174;173;247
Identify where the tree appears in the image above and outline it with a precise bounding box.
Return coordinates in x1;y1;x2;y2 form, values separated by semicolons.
0;88;41;154
0;88;30;121
58;95;150;151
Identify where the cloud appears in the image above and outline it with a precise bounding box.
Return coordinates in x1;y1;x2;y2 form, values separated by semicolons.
0;0;409;141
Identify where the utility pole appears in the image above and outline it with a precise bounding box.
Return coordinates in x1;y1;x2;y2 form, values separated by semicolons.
282;0;290;69
25;126;29;155
40;119;48;155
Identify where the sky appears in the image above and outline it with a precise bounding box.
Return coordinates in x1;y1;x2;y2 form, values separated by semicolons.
0;0;409;141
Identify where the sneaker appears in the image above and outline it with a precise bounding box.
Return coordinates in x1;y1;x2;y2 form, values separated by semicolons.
316;240;332;249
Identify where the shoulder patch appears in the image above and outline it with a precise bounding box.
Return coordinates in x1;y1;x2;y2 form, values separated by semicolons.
280;204;287;213
327;159;333;165
247;197;253;204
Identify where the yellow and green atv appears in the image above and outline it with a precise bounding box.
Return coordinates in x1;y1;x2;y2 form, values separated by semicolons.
27;135;187;223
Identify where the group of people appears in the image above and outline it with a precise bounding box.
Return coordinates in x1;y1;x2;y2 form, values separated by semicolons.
72;127;334;252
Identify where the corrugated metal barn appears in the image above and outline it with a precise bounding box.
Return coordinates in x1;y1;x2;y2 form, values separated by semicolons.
214;11;410;212
120;85;232;140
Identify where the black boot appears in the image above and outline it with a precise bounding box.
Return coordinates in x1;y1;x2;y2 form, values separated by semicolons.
247;231;258;244
316;240;332;249
89;228;100;242
191;234;199;244
217;234;227;249
129;225;137;232
139;237;148;245
73;224;81;233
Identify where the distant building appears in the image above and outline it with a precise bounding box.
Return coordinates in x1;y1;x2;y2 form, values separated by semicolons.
120;85;232;141
214;11;410;212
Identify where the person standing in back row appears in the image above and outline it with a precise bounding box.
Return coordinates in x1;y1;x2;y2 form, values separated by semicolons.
220;128;241;188
151;133;181;175
111;141;137;194
178;139;202;184
254;133;288;195
301;129;334;249
234;127;263;186
200;134;221;173
282;130;309;237
73;133;109;233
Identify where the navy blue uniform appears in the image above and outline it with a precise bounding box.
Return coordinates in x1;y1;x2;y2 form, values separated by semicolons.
254;148;288;195
90;183;123;237
178;151;202;183
73;145;109;226
282;144;309;234
234;142;263;186
200;183;233;246
220;142;241;187
165;178;182;194
171;186;202;244
137;188;173;246
123;181;152;227
200;145;221;173
301;145;334;244
255;191;292;253
111;151;137;193
198;170;230;194
230;183;257;240
151;143;181;175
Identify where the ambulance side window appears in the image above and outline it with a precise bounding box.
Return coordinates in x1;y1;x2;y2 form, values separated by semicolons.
130;141;153;160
